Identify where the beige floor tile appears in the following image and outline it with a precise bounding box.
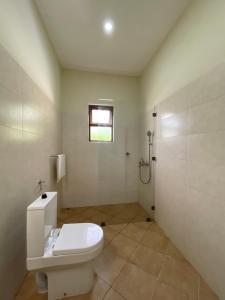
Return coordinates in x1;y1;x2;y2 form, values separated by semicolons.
66;207;89;215
113;262;157;300
102;204;127;217
199;278;219;300
141;230;169;253
166;242;187;262
116;209;137;222
103;288;125;300
106;233;138;259
89;211;111;225
59;208;89;222
132;220;152;230
63;215;92;224
129;244;164;277
80;208;100;219
15;273;47;300
107;215;129;226
112;214;134;224
121;223;146;242
103;226;118;247
61;277;110;300
159;256;199;300
152;282;188;300
149;222;166;236
57;221;64;228
71;207;90;214
17;204;218;300
59;209;72;221
107;223;127;233
95;205;124;217
93;247;127;285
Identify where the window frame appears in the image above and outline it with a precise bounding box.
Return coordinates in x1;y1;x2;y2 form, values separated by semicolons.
88;105;114;142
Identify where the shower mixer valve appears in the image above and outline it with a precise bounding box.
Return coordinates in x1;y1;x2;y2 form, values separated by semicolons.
139;158;149;167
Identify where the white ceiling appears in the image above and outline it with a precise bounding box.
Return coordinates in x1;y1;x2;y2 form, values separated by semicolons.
35;0;190;75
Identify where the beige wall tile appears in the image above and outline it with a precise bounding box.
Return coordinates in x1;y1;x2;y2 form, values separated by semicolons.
0;45;61;299
144;62;225;299
62;70;139;208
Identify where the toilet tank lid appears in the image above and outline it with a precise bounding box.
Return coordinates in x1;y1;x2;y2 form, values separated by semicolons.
27;192;57;211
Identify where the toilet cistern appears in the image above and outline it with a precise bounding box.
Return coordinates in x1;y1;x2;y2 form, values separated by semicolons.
26;192;104;300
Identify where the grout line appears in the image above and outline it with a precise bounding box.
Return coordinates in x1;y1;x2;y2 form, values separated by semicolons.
102;288;111;300
110;260;129;289
111;287;127;299
156;253;167;281
197;275;201;300
150;282;157;300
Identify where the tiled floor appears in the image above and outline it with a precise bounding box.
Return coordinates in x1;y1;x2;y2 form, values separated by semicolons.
15;203;219;300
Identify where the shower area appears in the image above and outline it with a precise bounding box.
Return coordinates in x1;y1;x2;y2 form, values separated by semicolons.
139;63;225;299
138;108;157;216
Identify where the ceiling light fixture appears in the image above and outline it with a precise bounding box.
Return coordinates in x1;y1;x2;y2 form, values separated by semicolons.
103;20;114;35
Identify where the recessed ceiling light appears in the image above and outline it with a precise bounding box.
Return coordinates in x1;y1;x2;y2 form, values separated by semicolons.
103;20;114;34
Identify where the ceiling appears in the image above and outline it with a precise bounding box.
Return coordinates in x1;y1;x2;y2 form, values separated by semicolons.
35;0;190;76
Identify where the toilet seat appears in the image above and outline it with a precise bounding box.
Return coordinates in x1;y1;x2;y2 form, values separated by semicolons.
53;223;103;256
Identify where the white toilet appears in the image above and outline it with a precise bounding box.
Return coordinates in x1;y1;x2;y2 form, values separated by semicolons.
26;192;104;300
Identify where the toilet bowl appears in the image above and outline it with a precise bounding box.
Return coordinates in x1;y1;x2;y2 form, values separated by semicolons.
26;192;104;300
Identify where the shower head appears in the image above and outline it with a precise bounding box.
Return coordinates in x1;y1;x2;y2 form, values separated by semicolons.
146;130;152;137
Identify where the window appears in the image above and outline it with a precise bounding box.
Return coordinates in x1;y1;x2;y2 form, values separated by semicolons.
89;105;113;142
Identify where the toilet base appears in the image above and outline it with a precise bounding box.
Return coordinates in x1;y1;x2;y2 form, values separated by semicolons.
46;262;94;300
36;272;48;293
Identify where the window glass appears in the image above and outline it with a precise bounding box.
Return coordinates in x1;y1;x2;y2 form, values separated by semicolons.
89;105;113;142
90;126;112;142
92;109;110;124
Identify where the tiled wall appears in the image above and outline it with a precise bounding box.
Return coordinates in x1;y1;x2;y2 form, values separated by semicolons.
155;63;225;299
0;45;61;299
62;70;139;207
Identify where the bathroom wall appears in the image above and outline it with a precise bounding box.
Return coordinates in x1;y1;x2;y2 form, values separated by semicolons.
0;1;61;299
139;0;225;298
141;0;225;110
62;69;139;207
155;63;225;299
0;0;60;102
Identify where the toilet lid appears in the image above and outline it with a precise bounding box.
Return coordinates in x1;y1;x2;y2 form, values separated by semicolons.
52;223;103;256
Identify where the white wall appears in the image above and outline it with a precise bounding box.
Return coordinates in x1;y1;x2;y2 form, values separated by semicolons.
0;1;61;299
141;0;225;111
139;0;225;298
155;65;225;299
62;70;139;207
0;0;60;102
